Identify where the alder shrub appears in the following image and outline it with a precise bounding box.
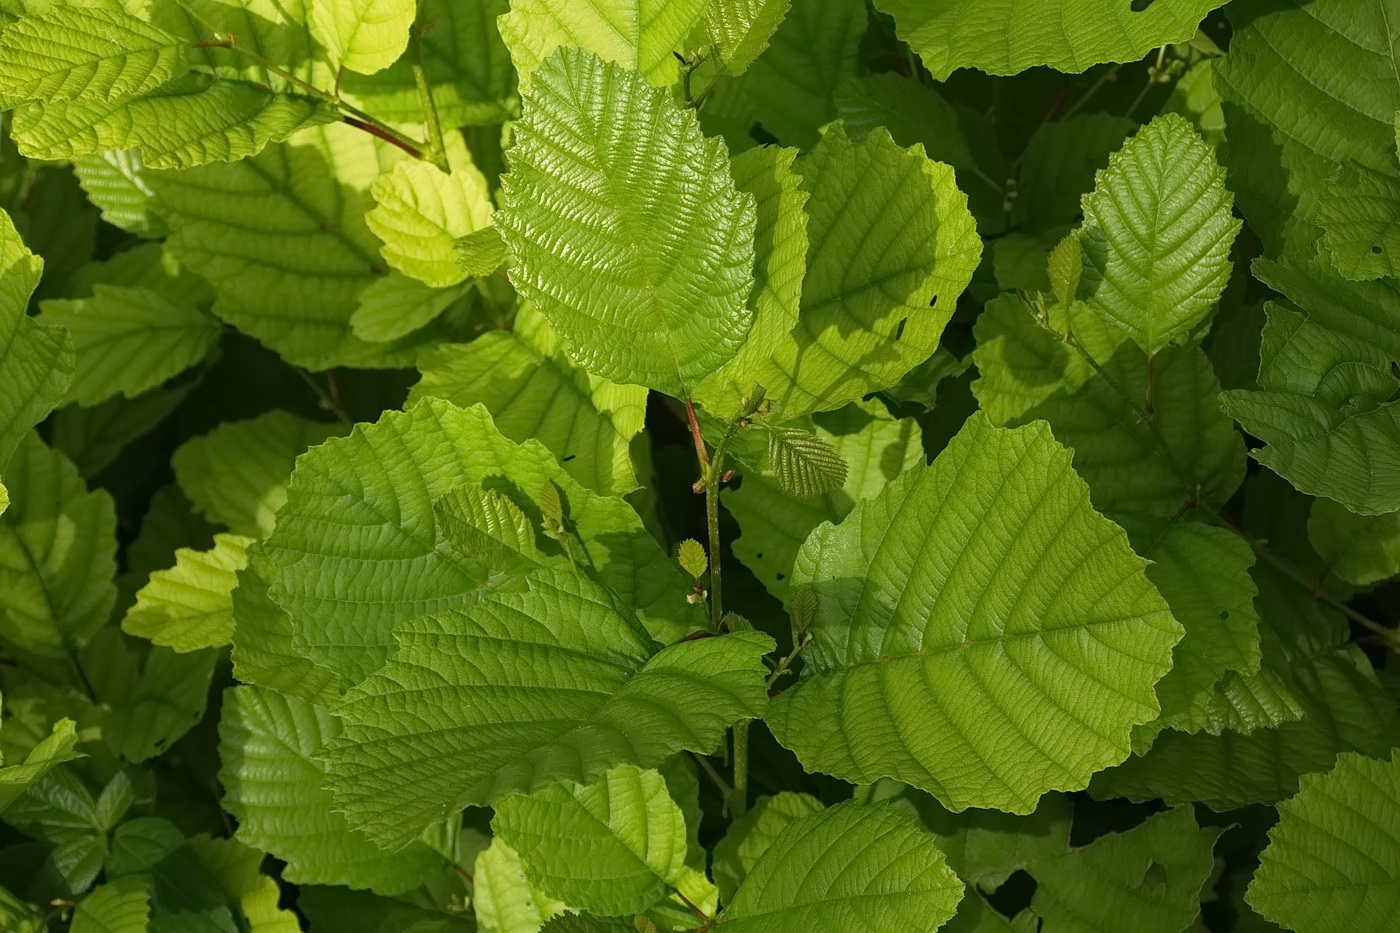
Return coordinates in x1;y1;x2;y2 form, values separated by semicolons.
0;0;1398;930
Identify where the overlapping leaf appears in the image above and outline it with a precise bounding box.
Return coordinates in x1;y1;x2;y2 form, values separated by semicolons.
711;792;823;902
312;0;416;74
122;533;253;653
0;6;185;102
1308;499;1400;587
70;876;150;933
769;415;1182;813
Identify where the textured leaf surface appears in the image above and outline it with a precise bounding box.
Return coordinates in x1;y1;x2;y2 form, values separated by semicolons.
319;570;773;848
410;308;647;496
497;48;755;396
700;0;790;76
349;273;468;343
1248;751;1400;932
0;718;79;813
1078;114;1239;355
312;0;415;74
475;838;567;932
499;0;706;88
366;149;495;288
36;285;220;407
763;425;848;498
493;763;707;916
173;410;342;539
0;6;185;102
876;0;1224;80
219;685;446;894
714;803;962;931
769;414;1182;812
0;434;117;657
711;792;823;902
1308;499;1400;587
122;534;253;653
70;876;151;933
1318;162;1400;281
73;149;166;239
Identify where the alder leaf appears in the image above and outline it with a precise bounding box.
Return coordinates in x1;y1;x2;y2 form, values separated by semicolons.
699;0;791;77
475;838;568;932
711;792;823;902
433;484;542;571
350;273;469;343
763;424;848;498
0;6;186;103
1317;161;1400;281
768;414;1182;813
1308;499;1400;587
0;718;80;813
312;0;416;75
497;48;756;397
122;533;253;653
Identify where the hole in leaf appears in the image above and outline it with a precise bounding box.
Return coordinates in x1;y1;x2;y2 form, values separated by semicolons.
1373;245;1384;254
776;573;786;581
986;870;1038;917
562;454;576;462
1219;610;1229;620
1143;861;1168;890
1130;0;1156;10
893;317;908;341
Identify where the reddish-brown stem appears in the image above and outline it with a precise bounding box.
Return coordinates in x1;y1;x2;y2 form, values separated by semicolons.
683;396;710;475
342;116;423;159
674;888;708;922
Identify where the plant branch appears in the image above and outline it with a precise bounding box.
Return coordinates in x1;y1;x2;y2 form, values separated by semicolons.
294;368;352;427
409;18;449;171
687;750;734;800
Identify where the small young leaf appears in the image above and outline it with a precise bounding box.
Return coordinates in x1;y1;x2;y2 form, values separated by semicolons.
678;539;708;579
1046;234;1082;307
70;875;150;933
763;424;849;498
122;533;254;653
312;0;417;75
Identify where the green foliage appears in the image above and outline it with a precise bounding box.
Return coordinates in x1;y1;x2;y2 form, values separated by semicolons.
0;3;1394;929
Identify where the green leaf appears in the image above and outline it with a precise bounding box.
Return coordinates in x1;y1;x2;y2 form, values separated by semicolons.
677;539;707;579
0;717;79;813
0;433;117;657
714;802;962;931
1029;808;1220;932
102;641;218;763
319;569;773;848
219;685;446;894
172;410;342;539
122;534;253;653
186;835;301;933
768;414;1182;813
916;791;1073;892
972;295;1244;516
350;272;469;343
1317;161;1400;281
311;0;415;74
711;792;823;903
763;424;848;498
1248;751;1400;932
36;285;220;407
499;0;707;89
11;75;337;171
252;399;697;694
1219;303;1400;515
699;0;790;76
71;876;151;933
51;385;195;479
410;308;647;496
454;225;506;277
498;48;755;396
148;126;427;369
0;208;72;473
0;5;185;102
725;401;923;603
366;144;496;288
1013;114;1134;234
1077;114;1240;355
1308;499;1400;587
493;763;711;916
474;838;567;932
433;483;543;571
876;0;1224;80
72;149;166;239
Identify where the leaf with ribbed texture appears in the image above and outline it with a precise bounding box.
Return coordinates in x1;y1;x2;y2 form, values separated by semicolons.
875;0;1223;80
230;565;343;707
713;124;979;420
493;763;712;916
366;146;496;288
311;0;415;74
497;48;755;396
475;838;567;932
253;399;698;694
972;295;1244;516
713;802;962;931
725;401;923;603
433;484;542;571
1076;114;1239;355
915;791;1073;894
148;125;427;369
499;0;706;89
768;414;1182;813
0;5;185;102
699;0;790;76
455;226;506;277
350;272;468;342
122;534;253;653
0;484;7;517
1248;751;1400;932
173;410;342;539
11;75;336;170
0;433;117;658
0;717;79;812
0;208;72;475
1318;162;1400;281
1309;499;1400;587
411;311;647;496
71;876;151;933
218;685;447;894
1220;303;1400;515
1029;808;1220;933
712;792;823;903
319;569;773;848
763;425;848;498
36;285;220;407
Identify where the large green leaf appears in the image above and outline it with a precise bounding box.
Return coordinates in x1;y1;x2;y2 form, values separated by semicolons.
318;569;773;848
219;685;447;894
698;0;790;77
253;399;698;693
498;0;706;88
311;0;415;74
474;838;567;932
1317;161;1400;281
1078;114;1240;356
0;5;185;102
410;308;648;496
876;0;1224;80
122;534;253;653
70;876;151;933
1220;303;1400;515
768;414;1182;813
1248;751;1400;932
497;48;755;396
492;763;713;916
711;792;824;903
0;433;117;657
713;802;962;931
1308;499;1400;587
